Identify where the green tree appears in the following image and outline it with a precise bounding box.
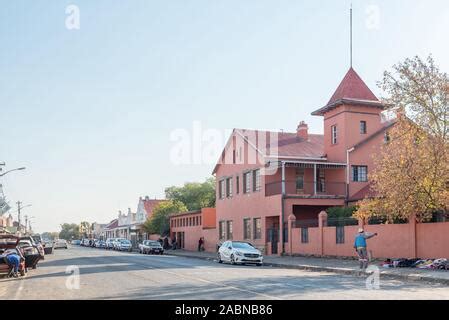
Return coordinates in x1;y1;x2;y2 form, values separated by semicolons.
79;221;91;237
59;223;80;240
143;200;187;236
327;206;357;219
165;177;215;211
356;56;449;222
379;55;448;142
41;232;59;240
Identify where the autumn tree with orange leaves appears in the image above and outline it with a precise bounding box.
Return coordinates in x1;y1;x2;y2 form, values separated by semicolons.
355;56;449;223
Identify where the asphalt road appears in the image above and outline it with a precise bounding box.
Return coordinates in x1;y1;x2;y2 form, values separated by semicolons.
1;246;448;300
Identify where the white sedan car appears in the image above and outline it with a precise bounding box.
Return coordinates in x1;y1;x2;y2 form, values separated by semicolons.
116;239;133;252
54;239;68;249
218;241;263;266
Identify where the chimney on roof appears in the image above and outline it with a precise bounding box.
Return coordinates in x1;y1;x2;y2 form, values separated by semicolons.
145;196;150;201
296;121;309;140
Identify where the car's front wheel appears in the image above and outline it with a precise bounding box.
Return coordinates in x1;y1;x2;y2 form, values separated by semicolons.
230;254;236;265
217;253;223;263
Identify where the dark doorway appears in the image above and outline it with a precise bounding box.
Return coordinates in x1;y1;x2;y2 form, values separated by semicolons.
267;228;279;254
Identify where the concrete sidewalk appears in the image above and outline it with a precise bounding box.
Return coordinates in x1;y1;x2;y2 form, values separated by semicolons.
166;249;449;285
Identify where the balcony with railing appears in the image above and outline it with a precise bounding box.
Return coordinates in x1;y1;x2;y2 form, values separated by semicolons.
265;180;346;198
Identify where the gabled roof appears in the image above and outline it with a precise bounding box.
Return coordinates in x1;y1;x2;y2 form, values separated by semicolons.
104;219;118;230
351;119;396;150
212;129;326;174
143;199;167;217
348;183;378;202
312;68;384;116
328;68;379;104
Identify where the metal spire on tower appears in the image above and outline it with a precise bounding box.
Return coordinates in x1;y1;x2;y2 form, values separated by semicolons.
350;3;353;68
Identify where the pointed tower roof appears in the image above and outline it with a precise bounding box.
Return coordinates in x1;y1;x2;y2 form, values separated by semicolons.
312;68;384;116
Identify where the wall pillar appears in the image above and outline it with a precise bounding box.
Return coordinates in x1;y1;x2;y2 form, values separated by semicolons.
318;211;327;256
288;214;296;256
409;214;417;259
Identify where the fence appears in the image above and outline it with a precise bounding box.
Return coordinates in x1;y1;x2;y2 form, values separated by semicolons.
287;211;449;259
265;181;346;197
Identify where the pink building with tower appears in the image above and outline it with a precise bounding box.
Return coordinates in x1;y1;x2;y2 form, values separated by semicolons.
212;67;395;255
170;67;449;259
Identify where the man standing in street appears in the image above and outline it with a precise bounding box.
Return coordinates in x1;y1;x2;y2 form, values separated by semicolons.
354;228;378;271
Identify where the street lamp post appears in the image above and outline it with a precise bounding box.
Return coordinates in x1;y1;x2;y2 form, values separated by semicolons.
0;167;26;177
16;202;32;234
25;215;36;235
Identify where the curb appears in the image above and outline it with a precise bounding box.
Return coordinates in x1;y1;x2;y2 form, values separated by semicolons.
166;252;449;286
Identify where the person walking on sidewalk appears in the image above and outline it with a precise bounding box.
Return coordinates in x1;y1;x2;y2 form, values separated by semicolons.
171;236;177;250
354;228;378;271
198;238;203;252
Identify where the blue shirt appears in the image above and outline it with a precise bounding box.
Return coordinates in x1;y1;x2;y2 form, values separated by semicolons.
6;254;20;265
354;234;367;248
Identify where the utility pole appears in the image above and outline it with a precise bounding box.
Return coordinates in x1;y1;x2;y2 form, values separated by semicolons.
25;215;28;234
17;201;22;234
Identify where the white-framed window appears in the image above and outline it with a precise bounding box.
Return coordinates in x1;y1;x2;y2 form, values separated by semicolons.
352;166;368;182
226;177;233;198
243;172;251;193
226;221;233;240
236;176;240;194
218;180;225;199
360;121;367;134
253;169;261;192
243;218;251;239
331;125;338;144
384;131;391;143
253;218;262;239
219;221;226;240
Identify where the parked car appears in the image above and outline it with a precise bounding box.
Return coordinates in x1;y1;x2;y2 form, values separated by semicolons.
42;240;54;254
72;240;81;245
116;239;132;252
112;238;127;250
105;238;115;250
81;238;90;246
18;236;44;270
54;239;68;249
95;239;106;249
217;241;263;266
139;240;164;255
31;234;43;245
0;235;26;277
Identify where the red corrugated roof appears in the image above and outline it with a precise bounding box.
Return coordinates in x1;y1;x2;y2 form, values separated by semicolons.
312;68;384;116
327;68;379;105
143;199;167;218
104;219;118;230
349;184;378;202
237;129;325;159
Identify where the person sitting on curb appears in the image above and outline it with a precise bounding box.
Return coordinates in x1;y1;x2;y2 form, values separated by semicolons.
354;228;378;271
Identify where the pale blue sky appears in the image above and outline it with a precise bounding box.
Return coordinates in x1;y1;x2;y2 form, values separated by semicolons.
1;0;448;233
